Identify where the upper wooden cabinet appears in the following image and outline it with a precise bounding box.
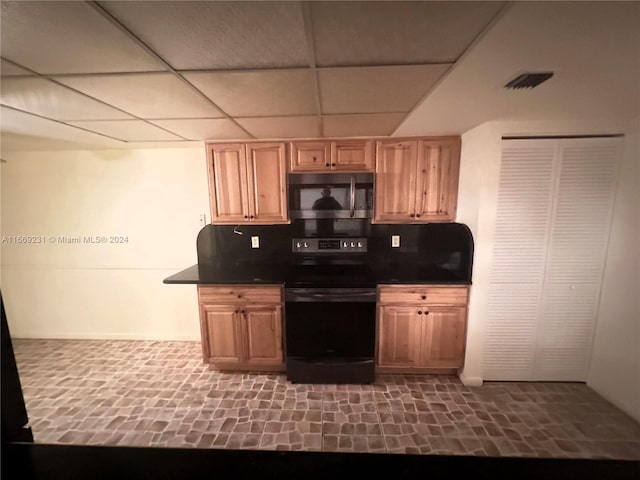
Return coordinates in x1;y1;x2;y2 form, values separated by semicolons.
290;140;374;172
374;137;461;223
207;142;288;224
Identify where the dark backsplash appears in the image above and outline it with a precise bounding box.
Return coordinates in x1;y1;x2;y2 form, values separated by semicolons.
197;220;474;284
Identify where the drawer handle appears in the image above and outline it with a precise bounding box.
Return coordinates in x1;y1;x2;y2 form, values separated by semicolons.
421;295;427;300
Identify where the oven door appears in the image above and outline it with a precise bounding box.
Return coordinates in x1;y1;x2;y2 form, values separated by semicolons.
284;288;376;384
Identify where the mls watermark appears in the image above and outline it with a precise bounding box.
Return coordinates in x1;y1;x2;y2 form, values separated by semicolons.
1;235;129;245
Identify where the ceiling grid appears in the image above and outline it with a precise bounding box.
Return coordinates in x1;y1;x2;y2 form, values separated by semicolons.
2;1;635;149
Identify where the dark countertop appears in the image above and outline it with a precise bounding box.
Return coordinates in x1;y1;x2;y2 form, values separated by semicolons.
163;264;471;286
163;264;291;285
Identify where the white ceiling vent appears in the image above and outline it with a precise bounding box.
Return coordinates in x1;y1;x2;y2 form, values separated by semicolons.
505;72;554;89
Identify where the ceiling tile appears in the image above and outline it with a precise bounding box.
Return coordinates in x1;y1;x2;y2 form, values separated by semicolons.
322;113;406;137
102;1;308;70
55;73;223;119
236;116;320;139
68;120;183;142
0;78;132;121
1;59;31;76
184;70;317;117
311;2;505;67
319;65;450;114
150;119;251;141
0;106;123;147
0;2;161;74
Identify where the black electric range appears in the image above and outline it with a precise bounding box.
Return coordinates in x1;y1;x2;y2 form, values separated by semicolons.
284;237;377;384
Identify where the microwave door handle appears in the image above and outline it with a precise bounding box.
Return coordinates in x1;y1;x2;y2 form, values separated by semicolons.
350;175;355;217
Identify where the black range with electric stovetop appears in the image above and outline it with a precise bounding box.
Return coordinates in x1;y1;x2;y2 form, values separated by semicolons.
284;229;377;384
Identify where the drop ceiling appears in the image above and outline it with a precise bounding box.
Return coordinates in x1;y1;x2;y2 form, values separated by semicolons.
0;1;505;147
1;1;638;150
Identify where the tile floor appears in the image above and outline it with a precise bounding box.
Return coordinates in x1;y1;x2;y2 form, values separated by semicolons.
13;339;640;459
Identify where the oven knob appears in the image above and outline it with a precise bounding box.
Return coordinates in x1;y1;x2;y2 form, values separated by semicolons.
296;242;301;248
357;242;362;248
303;242;308;248
343;241;347;248
350;242;355;248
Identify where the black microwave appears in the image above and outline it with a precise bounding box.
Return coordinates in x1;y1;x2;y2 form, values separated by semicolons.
288;173;374;219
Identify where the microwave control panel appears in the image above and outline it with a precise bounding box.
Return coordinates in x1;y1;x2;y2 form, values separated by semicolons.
292;237;367;253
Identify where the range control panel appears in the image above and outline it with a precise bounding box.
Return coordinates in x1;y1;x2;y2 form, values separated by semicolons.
292;237;367;253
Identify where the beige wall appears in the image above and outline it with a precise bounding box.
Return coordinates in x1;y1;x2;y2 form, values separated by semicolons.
1;147;209;340
588;119;640;422
457;117;639;421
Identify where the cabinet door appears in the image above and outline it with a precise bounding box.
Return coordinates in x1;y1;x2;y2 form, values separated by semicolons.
421;306;466;368
290;141;331;172
415;138;461;222
241;305;283;366
246;142;288;223
377;306;422;367
208;144;250;223
373;140;418;223
200;304;243;365
332;140;374;172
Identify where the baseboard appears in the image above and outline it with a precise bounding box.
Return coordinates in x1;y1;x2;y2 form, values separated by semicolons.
12;333;201;342
459;372;483;387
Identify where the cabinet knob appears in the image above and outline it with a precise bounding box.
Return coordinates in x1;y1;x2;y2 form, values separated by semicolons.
237;294;242;298
416;214;421;218
250;215;254;219
425;311;430;315
421;295;427;300
331;163;336;167
312;156;317;161
244;215;248;219
234;310;239;314
409;213;415;218
325;162;330;167
417;311;423;315
241;310;245;314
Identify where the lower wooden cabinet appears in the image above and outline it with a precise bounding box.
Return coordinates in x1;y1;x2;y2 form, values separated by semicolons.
198;285;284;371
377;285;468;372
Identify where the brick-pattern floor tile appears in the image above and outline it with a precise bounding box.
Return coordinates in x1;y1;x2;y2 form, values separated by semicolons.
13;339;640;459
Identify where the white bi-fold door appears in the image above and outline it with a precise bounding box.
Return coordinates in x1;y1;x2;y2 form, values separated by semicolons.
483;137;622;381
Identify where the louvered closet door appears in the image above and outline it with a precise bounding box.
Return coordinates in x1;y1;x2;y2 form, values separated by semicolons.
484;137;621;382
484;141;556;381
535;139;621;381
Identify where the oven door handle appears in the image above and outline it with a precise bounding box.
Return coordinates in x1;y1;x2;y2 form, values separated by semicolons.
286;290;376;302
349;175;356;218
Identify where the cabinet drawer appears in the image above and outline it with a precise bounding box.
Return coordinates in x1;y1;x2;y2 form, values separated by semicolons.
198;285;282;304
378;285;468;306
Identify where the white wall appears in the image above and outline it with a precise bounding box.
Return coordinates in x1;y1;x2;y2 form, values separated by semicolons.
457;118;639;397
1;147;209;340
588;119;640;422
